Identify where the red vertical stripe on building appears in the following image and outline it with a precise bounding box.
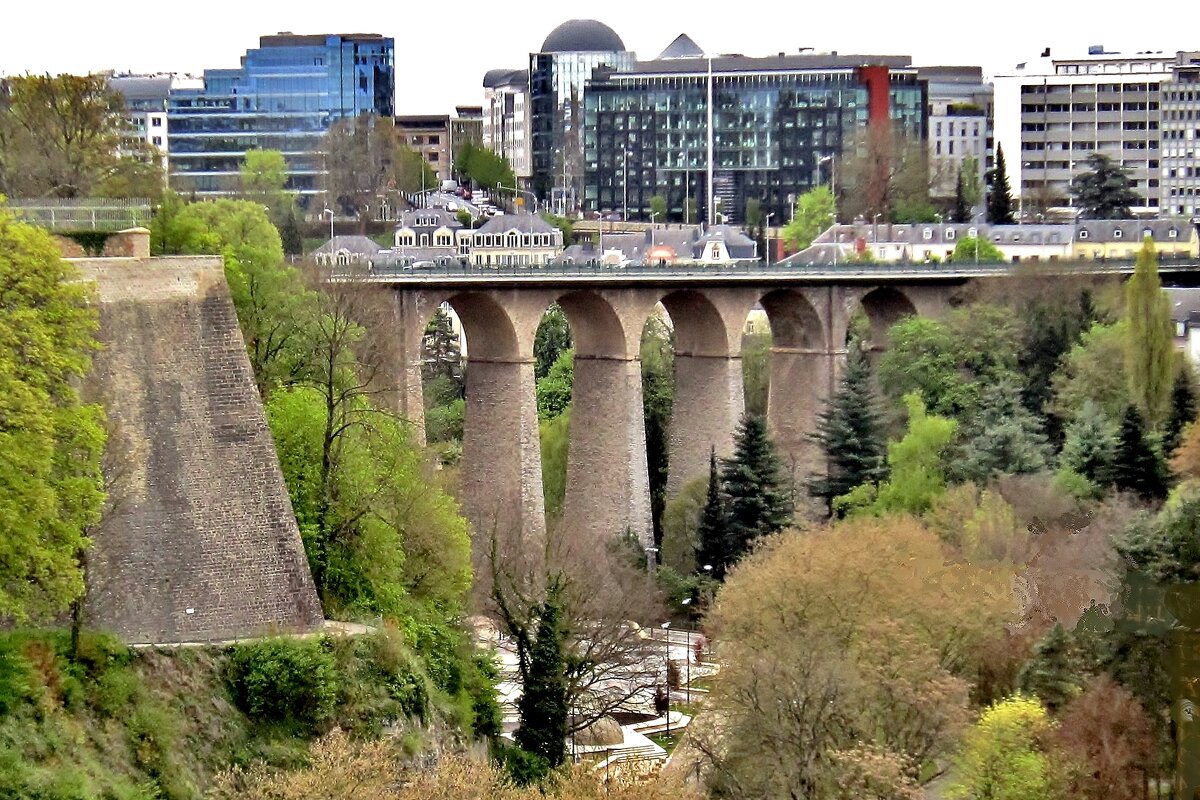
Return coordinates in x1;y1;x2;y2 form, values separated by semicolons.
858;65;891;123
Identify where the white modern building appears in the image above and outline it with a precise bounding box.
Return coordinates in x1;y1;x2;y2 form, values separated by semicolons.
919;66;992;210
482;69;532;186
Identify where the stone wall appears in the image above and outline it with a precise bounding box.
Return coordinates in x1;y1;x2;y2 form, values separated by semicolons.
54;227;152;259
76;256;323;644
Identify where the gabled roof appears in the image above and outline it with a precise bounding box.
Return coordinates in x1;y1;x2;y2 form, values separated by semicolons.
658;33;705;60
395;207;462;230
1074;219;1192;243
474;213;557;235
312;235;384;256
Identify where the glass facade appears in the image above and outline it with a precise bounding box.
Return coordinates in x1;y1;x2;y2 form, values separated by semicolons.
530;50;634;201
168;34;394;199
584;62;925;223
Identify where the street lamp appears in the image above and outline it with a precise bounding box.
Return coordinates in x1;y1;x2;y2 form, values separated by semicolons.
873;212;881;258
660;621;672;739
764;211;775;266
649;210;659;251
321;207;334;242
680;599;693;704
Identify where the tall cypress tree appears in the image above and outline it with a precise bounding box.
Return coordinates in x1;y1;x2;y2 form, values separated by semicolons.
954;166;972;223
695;447;729;579
1112;404;1168;501
808;340;886;516
1125;238;1174;428
279;206;304;256
987;144;1015;225
721;415;791;566
1165;365;1198;456
515;581;568;768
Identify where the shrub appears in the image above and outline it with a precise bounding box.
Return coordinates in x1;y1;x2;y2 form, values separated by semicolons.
0;640;32;716
90;667;141;718
226;637;339;731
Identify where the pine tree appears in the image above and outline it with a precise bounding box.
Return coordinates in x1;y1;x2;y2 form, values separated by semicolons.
808;340;887;515
695;447;729;579
1071;153;1141;219
954;166;972;223
951;380;1051;484
1125;238;1175;428
1165;365;1198;455
1112;404;1168;501
1060;401;1118;488
987;144;1015;225
515;581;568;768
1018;623;1082;713
279;206;304;256
721;415;791;566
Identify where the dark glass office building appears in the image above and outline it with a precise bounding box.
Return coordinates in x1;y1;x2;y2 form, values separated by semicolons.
583;54;926;223
168;33;394;200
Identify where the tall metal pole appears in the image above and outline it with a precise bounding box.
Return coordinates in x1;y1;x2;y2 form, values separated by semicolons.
622;148;629;223
707;55;715;226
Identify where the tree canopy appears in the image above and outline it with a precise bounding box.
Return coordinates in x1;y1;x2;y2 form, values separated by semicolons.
987;144;1015;225
0;212;106;622
1071;153;1141;219
782;185;835;252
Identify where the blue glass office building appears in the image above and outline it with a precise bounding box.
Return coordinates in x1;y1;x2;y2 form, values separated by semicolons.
168;33;394;200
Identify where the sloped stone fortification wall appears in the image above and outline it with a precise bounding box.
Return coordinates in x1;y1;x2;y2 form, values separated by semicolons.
75;256;323;644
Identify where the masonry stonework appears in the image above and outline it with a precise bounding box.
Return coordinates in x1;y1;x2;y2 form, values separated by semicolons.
77;256;323;644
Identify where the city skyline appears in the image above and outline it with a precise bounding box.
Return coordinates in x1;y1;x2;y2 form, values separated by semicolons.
4;0;1197;114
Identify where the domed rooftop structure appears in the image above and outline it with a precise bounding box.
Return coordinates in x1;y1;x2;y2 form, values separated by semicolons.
540;19;626;53
482;68;527;88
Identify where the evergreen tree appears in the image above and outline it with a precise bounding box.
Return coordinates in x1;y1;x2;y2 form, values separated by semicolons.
987;144;1015;224
1060;401;1118;488
279;206;304;257
1018;289;1098;446
951;380;1051;484
1071;152;1141;219
421;307;463;402
695;447;729;579
1165;364;1198;455
1125;238;1175;428
953;166;972;223
808;340;887;515
721;416;791;566
1017;623;1082;713
1112;404;1168;501
514;582;568;768
534;304;572;380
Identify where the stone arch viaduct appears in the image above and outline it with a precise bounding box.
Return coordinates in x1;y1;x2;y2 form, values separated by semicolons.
376;269;960;547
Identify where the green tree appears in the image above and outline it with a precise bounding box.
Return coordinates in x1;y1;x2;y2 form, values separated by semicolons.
0;74;124;198
1112;405;1168;502
660;476;706;574
987;143;1015;224
422;307;463;394
808;340;887;514
946;695;1063;800
1125;237;1174;428
1050;321;1132;421
840;393;958;517
1116;489;1200;582
240;149;289;202
1017;287;1099;444
782;185;835;251
837;124;933;224
951;381;1051;484
695;448;729;579
721;415;791;567
1071;153;1141;219
93;141;165;202
949;235;1004;263
641;316;674;547
534;305;572;380
1018;623;1082;712
0;212;106;622
454;141;516;195
1165;364;1197;456
514;581;568;769
278;205;304;257
536;349;573;421
1059;401;1118;489
649;194;667;223
741;331;771;418
953;166;972;223
539;407;570;520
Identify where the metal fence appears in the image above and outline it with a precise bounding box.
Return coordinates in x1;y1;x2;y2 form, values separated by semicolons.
6;198;153;231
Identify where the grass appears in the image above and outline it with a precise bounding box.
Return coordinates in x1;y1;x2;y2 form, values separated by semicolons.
648;732;681;754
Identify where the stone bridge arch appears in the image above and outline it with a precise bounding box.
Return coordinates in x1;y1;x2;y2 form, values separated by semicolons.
856;287;920;351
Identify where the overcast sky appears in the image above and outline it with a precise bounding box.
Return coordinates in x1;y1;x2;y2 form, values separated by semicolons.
3;1;1196;114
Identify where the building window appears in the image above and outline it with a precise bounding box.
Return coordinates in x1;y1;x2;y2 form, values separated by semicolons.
1114;229;1123;239
922;228;932;241
946;229;955;240
152;118;162;127
1169;228;1179;238
1079;229;1089;239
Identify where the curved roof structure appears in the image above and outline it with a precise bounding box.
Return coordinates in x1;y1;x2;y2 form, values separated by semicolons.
482;68;528;88
540;19;625;53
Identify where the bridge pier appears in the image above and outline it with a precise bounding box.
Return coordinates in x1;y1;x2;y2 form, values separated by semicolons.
766;346;837;496
667;353;745;496
561;354;652;547
461;357;546;544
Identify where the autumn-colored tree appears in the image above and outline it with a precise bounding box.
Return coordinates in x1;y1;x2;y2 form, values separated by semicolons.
837;123;936;223
1052;675;1158;800
691;517;1015;796
1171;421;1200;481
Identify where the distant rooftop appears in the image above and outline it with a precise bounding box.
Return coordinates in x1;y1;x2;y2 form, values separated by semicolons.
611;52;913;77
658;33;705;60
259;32;389;48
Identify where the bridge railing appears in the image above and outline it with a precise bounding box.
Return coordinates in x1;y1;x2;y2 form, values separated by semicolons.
5;198;153;231
334;252;1198;282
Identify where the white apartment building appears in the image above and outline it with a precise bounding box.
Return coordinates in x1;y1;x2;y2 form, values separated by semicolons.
992;47;1200;218
919;66;993;211
482;69;531;186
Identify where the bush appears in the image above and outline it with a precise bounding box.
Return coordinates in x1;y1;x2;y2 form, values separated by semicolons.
226;638;339;731
493;741;552;786
90;667;141;718
0;640;32;716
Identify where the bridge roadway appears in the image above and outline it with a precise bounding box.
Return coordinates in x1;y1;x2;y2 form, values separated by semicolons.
363;255;1197;554
349;256;1200;287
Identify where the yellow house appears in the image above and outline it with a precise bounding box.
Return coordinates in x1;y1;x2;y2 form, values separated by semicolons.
1072;220;1199;260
